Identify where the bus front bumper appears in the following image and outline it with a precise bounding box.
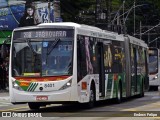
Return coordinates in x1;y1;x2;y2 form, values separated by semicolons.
10;88;73;103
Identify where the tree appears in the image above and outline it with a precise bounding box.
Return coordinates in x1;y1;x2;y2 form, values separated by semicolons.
61;0;94;22
60;0;160;36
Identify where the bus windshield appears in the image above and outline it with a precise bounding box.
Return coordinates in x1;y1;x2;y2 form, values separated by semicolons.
149;49;158;74
12;29;73;77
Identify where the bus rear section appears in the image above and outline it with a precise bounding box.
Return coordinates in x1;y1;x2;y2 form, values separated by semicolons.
149;47;160;90
9;26;78;109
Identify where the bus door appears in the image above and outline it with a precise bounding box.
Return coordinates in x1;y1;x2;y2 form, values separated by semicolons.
97;42;105;97
133;47;138;93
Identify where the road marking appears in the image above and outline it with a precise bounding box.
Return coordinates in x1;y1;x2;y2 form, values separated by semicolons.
0;105;11;107
0;101;12;107
0;106;29;112
0;102;12;104
121;109;137;111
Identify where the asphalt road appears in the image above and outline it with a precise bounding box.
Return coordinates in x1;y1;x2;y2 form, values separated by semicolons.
0;91;160;120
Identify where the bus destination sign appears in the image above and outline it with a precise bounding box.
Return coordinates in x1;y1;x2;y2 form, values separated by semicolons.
13;29;74;39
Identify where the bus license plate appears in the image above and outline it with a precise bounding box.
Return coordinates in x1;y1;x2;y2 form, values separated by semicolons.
36;96;48;101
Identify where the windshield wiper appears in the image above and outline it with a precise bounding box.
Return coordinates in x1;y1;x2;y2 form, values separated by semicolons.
26;39;37;56
15;38;37;55
47;38;60;55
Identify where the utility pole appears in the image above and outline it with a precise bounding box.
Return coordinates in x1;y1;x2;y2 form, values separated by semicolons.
107;0;111;30
95;0;108;29
139;22;160;44
137;22;160;46
140;21;141;39
48;0;51;23
123;0;125;27
156;39;157;47
95;0;101;24
149;37;160;47
141;23;160;35
148;31;150;45
133;1;135;36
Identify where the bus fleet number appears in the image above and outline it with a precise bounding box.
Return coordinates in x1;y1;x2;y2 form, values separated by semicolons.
44;83;54;88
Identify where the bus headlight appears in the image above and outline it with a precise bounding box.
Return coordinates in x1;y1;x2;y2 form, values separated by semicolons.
59;79;72;90
12;81;23;91
154;75;158;79
153;75;158;80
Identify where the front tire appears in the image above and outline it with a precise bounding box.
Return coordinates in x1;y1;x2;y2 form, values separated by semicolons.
28;103;40;110
86;87;95;108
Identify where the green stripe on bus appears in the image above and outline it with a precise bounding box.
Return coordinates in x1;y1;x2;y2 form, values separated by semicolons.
32;83;38;92
30;83;37;92
29;83;36;92
26;83;31;91
27;83;34;91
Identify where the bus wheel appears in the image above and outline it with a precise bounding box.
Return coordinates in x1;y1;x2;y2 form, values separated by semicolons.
28;103;40;110
116;82;122;103
86;87;95;108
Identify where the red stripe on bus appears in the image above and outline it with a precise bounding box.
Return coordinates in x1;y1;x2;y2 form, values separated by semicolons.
14;76;70;82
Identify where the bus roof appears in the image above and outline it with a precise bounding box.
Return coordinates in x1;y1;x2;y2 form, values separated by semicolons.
38;22;117;34
13;22;147;46
127;35;148;48
38;22;81;28
13;22;124;41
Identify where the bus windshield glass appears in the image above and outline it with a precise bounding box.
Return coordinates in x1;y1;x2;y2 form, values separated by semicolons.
149;49;158;74
12;29;74;77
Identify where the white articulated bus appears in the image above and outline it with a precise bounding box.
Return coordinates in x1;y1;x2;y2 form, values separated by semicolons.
149;47;160;90
9;22;149;110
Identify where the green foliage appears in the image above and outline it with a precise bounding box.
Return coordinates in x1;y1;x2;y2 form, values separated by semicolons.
110;0;160;35
61;0;160;35
61;0;95;22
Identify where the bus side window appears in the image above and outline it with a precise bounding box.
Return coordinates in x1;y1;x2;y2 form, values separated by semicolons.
77;35;87;81
77;36;82;81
